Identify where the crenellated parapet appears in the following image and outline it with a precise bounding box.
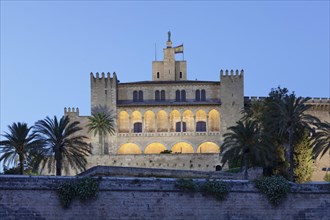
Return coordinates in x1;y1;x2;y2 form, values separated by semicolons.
90;72;118;86
244;96;330;111
306;98;330;111
306;97;330;104
220;69;244;77
64;107;80;117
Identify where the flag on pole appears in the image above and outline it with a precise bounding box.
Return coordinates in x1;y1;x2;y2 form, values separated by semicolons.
174;44;184;54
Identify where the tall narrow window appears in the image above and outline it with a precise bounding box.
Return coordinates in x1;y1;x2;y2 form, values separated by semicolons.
180;72;182;79
157;72;160;79
161;90;165;101
196;121;206;132
181;90;186;102
134;122;142;133
139;90;143;102
195;90;200;101
155;90;160;101
182;122;187;132
133;91;138;102
201;89;206;101
176;90;180;102
176;122;181;132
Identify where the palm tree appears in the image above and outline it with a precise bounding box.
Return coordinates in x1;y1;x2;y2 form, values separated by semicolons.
0;122;41;175
221;120;272;179
34;116;91;176
312;121;330;159
275;94;319;181
87;111;115;155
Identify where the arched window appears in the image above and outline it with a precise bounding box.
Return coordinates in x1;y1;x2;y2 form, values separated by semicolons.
195;89;200;101
201;89;206;101
133;91;138;102
180;72;182;79
155;90;160;101
157;72;160;79
134;122;142;133
196;121;206;132
138;90;143;102
176;90;180;102
181;90;186;102
161;90;165;101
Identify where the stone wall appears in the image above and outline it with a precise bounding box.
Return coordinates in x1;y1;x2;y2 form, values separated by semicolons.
117;82;220;102
0;176;329;220
86;154;222;171
48;154;222;176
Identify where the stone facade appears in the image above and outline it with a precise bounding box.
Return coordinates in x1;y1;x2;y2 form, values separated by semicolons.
62;34;330;180
0;176;329;220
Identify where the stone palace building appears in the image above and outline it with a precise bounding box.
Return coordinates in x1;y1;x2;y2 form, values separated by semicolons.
63;33;329;181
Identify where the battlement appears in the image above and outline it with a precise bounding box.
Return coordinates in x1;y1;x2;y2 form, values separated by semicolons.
306;98;330;104
244;96;329;104
220;69;244;77
90;72;117;81
64;107;79;116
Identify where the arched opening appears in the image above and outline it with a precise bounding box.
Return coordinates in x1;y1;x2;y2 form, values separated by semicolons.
144;143;167;154
157;110;168;132
118;143;142;154
118;111;129;133
171;142;194;153
170;110;181;132
175;90;180;102
144;110;155;132
155;90;160;101
161;90;166;101
209;109;220;132
197;142;220;153
183;110;194;132
138;91;143;102
181;90;186;101
201;89;206;101
195;89;200;101
133;91;138;102
131;111;142;133
196;110;207;132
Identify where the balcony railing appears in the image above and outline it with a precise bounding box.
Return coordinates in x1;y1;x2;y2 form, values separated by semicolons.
117;131;221;137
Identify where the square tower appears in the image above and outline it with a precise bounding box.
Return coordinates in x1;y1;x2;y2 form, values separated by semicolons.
152;32;186;81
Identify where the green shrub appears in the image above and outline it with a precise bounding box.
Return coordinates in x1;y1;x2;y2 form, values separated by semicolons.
201;180;229;201
225;167;241;173
57;177;99;208
160;150;172;154
175;179;197;191
255;176;290;206
324;173;330;182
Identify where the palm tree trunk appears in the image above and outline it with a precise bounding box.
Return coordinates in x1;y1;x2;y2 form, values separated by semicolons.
99;134;103;155
19;154;24;175
243;153;248;180
55;150;62;176
289;127;294;182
